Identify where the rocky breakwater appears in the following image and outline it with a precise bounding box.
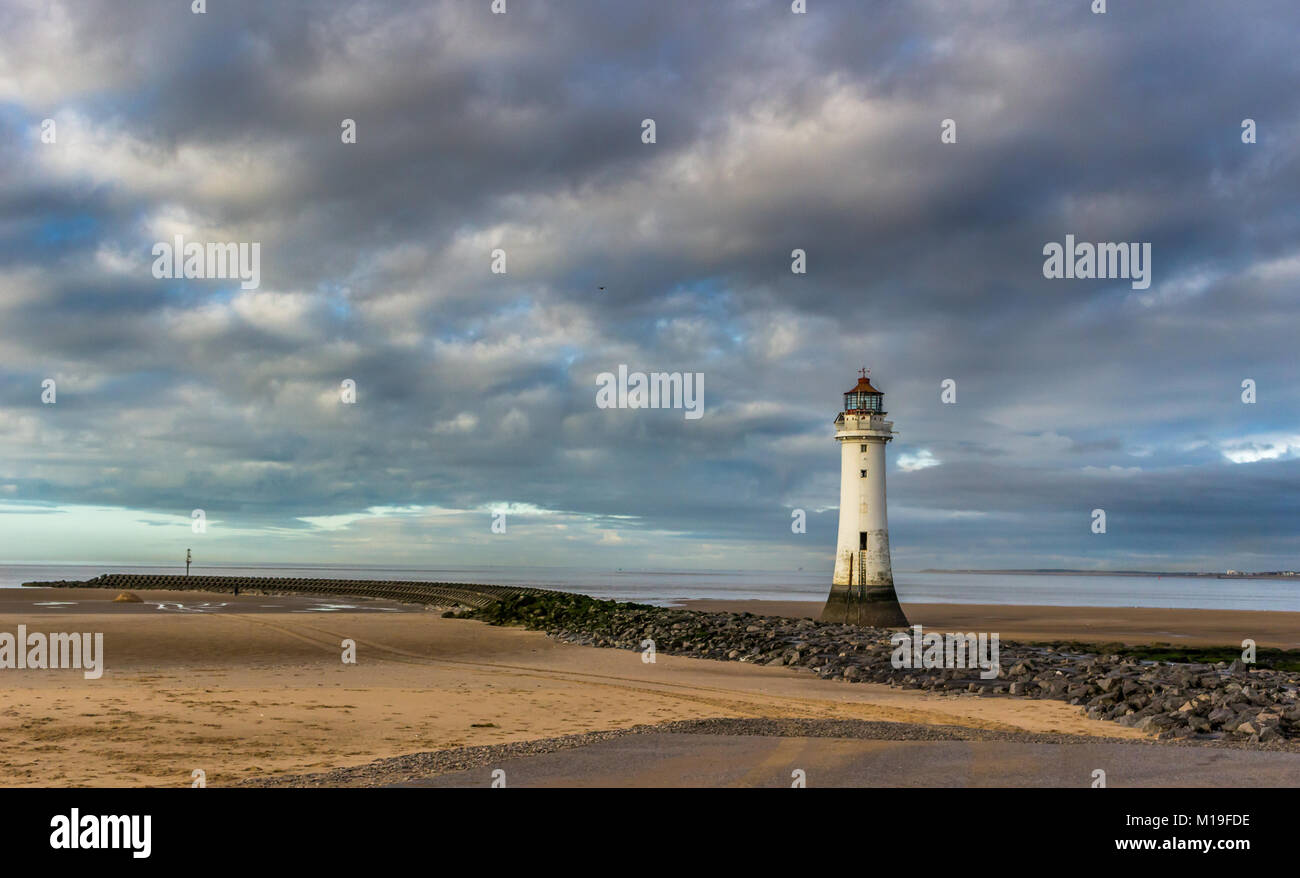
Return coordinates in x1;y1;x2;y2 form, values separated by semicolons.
466;592;1300;746
24;573;544;609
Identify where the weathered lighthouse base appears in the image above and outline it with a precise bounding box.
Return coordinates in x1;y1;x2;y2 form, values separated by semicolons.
819;583;910;627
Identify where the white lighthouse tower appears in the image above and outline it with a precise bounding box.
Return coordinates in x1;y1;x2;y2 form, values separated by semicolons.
820;369;909;627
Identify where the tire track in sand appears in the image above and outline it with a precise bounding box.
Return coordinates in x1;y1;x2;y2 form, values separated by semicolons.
211;613;776;719
210;613;1082;734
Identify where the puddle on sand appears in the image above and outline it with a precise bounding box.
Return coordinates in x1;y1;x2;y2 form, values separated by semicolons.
150;601;230;613
294;602;401;613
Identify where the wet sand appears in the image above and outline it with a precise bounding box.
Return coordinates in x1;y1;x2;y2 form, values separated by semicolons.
2;587;419;616
681;600;1300;648
408;732;1300;788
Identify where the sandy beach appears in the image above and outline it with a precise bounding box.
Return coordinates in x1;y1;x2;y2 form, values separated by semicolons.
2;587;1297;787
682;600;1300;649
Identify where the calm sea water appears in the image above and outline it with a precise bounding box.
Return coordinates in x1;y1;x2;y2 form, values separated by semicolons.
3;562;1299;611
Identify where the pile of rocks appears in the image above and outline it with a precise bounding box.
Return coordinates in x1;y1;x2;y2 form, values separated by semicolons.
467;592;1300;745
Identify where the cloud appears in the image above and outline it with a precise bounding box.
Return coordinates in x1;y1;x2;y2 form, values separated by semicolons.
1220;435;1300;465
896;450;941;472
0;0;1297;572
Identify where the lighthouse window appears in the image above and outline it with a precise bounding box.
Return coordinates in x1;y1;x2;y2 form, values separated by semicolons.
860;445;867;451
860;469;867;478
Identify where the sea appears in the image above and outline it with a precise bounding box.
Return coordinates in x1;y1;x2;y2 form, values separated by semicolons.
2;562;1298;611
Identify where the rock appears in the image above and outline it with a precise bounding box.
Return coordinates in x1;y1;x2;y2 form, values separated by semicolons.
1138;714;1176;732
112;591;143;603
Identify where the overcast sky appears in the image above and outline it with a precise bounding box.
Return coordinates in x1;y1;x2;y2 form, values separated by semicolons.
1;0;1297;573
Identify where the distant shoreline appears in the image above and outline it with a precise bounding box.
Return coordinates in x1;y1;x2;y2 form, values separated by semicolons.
919;569;1299;580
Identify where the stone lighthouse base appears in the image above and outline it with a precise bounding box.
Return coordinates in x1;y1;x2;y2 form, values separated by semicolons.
819;583;910;627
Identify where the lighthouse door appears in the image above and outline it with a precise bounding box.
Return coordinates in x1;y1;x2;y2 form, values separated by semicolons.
858;533;868;591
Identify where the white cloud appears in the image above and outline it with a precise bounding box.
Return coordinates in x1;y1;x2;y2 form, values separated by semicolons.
297;505;427;532
434;412;479;434
1082;465;1142;476
1219;435;1300;465
896;449;941;472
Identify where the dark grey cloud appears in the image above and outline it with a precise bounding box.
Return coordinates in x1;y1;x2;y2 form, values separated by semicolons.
0;0;1297;570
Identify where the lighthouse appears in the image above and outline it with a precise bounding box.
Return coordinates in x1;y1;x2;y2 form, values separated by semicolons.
819;369;910;627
